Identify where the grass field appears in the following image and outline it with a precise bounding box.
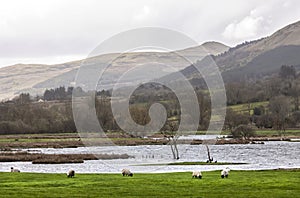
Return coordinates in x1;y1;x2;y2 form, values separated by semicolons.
0;169;299;197
229;101;269;115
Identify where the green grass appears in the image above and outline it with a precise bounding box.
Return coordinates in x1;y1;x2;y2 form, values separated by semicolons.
0;169;299;197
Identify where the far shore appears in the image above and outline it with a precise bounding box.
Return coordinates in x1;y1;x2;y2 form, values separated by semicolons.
0;131;299;149
0;131;298;164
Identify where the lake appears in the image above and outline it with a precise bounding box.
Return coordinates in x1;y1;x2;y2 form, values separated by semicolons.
1;141;299;173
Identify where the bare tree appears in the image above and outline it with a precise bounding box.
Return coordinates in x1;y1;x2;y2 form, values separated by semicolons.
129;105;150;138
288;80;300;111
162;120;180;160
224;108;249;133
96;97;114;132
232;124;255;139
205;144;214;163
269;95;290;136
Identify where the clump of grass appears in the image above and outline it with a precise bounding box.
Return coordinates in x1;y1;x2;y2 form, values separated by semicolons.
31;154;97;164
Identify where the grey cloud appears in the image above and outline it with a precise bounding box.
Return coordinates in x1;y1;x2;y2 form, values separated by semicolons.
0;0;300;67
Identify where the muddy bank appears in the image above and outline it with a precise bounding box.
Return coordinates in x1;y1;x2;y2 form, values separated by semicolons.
0;141;84;149
0;151;132;164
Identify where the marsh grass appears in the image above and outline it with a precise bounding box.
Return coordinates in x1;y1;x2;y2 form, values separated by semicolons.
0;152;132;164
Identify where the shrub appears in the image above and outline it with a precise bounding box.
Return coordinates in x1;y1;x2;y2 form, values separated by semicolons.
232;125;255;139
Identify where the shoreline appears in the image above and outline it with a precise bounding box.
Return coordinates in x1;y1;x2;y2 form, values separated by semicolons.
0;132;299;149
1;167;300;174
0;167;300;175
1;135;299;149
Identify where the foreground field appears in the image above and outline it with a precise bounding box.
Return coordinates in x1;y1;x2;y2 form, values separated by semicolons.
0;169;299;197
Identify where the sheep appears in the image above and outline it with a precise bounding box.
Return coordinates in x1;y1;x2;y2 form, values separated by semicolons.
221;168;230;178
10;167;20;172
67;170;75;178
121;169;133;177
192;171;202;179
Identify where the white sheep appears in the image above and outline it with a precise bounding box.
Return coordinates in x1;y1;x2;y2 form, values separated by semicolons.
67;170;75;178
192;171;202;179
10;167;20;172
121;169;133;177
221;167;230;178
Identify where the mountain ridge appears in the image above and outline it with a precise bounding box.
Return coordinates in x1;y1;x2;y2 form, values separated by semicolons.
2;20;300;100
167;20;300;84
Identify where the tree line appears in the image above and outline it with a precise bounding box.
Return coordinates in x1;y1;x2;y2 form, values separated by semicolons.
224;65;300;137
0;65;299;137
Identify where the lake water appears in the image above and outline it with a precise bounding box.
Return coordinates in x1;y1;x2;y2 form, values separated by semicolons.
1;141;299;173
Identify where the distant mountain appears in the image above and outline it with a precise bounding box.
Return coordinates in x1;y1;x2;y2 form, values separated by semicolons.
3;20;300;100
164;20;300;84
0;42;229;100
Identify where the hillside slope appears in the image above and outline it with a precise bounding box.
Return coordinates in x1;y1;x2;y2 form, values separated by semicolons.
167;20;300;84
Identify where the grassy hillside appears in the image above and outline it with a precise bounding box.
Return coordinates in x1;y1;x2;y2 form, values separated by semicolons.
0;169;299;197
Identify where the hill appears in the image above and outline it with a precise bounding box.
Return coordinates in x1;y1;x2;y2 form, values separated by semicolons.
165;20;300;84
0;42;228;100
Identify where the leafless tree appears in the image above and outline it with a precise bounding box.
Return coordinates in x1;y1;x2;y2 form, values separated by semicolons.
162;120;180;160
269;95;290;136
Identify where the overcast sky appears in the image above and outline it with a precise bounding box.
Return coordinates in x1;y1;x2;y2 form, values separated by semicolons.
1;0;300;67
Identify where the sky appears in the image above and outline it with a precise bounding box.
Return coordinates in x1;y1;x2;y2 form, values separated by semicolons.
0;0;300;68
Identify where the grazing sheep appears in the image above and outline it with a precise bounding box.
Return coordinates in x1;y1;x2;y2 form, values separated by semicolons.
192;171;202;179
67;170;75;178
121;169;133;177
10;167;20;172
221;168;230;178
